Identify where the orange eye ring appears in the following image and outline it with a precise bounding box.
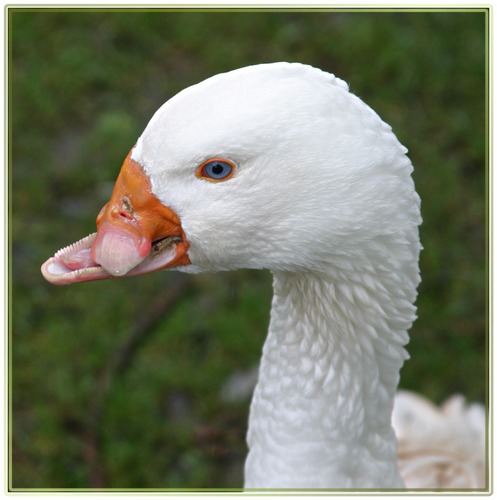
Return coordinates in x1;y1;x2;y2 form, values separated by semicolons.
196;158;237;183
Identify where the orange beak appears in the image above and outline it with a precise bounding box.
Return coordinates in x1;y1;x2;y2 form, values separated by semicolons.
92;151;190;276
41;150;191;285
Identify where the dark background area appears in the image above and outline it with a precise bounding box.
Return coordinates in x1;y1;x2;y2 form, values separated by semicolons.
10;9;487;489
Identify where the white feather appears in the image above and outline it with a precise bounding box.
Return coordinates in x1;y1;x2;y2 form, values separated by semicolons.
115;63;485;488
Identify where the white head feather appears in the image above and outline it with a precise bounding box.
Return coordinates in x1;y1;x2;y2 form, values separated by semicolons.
131;62;421;280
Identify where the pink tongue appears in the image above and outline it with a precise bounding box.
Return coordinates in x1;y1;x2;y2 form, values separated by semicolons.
91;223;152;276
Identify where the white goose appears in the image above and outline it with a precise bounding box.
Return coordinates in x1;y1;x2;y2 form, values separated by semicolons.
41;63;485;489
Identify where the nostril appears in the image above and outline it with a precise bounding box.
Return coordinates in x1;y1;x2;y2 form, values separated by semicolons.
119;210;134;221
110;207;135;222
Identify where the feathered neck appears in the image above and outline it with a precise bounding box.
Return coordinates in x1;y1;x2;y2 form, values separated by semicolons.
245;249;419;488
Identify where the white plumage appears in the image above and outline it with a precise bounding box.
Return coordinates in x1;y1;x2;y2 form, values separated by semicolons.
393;390;485;488
41;62;485;489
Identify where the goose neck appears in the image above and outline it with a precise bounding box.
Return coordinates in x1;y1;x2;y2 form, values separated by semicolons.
244;268;413;488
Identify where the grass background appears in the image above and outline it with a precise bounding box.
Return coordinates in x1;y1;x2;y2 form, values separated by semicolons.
10;9;487;490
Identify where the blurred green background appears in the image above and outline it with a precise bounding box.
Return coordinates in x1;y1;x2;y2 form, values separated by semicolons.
10;9;487;490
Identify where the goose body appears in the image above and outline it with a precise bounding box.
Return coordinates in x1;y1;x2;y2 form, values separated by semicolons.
41;63;483;489
393;390;485;488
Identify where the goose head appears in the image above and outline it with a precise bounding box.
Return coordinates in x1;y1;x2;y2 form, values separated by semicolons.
42;62;420;285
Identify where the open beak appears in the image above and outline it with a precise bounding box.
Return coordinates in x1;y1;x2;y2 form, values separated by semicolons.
41;151;190;285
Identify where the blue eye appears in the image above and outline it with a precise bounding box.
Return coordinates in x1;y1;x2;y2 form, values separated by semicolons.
197;158;236;182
